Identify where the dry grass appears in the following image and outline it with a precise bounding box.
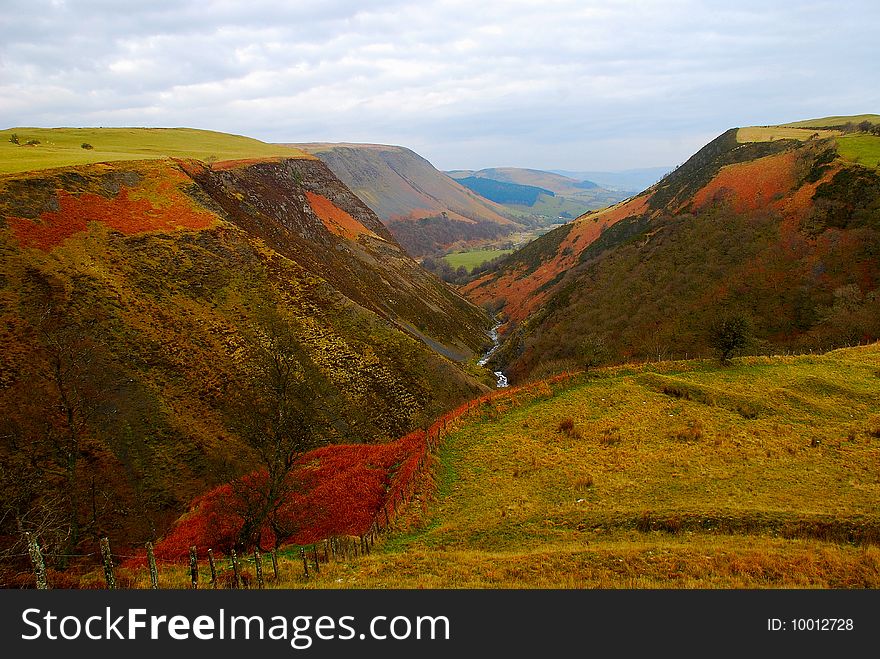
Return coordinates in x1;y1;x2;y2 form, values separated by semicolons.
736;126;840;143
75;345;880;590
303;345;880;588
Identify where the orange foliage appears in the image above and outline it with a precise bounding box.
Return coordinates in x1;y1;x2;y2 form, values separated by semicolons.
8;186;216;251
145;431;428;562
305;191;378;240
781;164;841;228
140;373;580;564
692;151;798;214
464;194;651;328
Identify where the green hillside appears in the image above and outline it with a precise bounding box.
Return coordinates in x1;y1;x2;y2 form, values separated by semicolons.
443;248;513;271
783;114;880;129
456;176;554;206
836;134;880;168
0;127;312;174
303;345;880;588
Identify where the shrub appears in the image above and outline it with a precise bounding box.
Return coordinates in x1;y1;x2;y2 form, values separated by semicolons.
556;417;581;439
8;134;19;145
557;418;574;433
573;473;594;491
708;311;753;363
599;426;622;445
81;143;94;150
736;403;759;420
673;418;703;442
24;139;40;146
867;415;880;438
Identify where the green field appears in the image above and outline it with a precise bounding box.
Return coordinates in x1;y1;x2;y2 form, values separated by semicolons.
836;134;880;168
298;345;880;588
782;114;880;129
0;127;311;174
442;248;513;271
502;191;625;222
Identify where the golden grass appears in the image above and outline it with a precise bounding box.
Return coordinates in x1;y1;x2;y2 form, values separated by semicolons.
309;345;880;588
782;115;880;129
736;126;840;143
91;346;880;589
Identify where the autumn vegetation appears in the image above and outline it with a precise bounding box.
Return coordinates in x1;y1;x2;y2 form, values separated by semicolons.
468;118;880;382
3;118;880;590
0;131;493;586
91;344;880;589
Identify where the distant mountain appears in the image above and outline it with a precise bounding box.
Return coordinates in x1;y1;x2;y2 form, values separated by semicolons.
466;116;880;381
447;166;629;221
286;143;521;256
550;167;671;192
449;167;599;194
0;127;492;560
455;177;554;206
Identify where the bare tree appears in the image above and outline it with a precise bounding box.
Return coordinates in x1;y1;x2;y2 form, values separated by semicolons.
7;270;119;567
226;309;339;551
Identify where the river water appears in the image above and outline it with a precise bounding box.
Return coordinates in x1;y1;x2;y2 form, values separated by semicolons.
479;322;509;388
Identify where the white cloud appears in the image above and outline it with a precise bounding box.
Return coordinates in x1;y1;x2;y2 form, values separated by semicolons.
0;0;877;169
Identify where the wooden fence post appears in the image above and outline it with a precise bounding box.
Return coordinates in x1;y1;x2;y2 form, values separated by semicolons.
312;545;320;573
100;537;116;590
231;549;241;588
253;550;264;589
301;547;309;578
270;549;279;581
323;540;329;564
189;546;198;589
207;549;217;589
25;532;48;590
146;541;159;589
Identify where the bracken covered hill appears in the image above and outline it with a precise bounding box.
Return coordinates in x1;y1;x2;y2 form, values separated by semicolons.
0;128;492;569
465;116;880;381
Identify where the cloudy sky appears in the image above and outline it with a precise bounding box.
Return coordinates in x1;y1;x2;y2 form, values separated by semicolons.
1;0;877;170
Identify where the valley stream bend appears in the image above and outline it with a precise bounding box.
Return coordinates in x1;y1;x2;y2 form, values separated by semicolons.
478;322;508;388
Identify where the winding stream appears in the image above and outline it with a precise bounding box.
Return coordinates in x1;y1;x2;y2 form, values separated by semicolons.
479;322;509;388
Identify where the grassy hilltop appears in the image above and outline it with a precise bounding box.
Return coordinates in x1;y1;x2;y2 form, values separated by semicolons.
0;127;312;174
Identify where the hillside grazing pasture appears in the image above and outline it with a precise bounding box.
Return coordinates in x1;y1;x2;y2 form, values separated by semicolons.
0;127;312;174
736;126;840;143
835;134;880;168
300;345;880;588
783;115;880;129
442;248;514;271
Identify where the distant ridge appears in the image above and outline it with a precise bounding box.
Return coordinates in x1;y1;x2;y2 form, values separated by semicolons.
286;142;520;256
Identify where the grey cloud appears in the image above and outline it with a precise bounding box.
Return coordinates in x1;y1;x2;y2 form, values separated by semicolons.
1;0;878;170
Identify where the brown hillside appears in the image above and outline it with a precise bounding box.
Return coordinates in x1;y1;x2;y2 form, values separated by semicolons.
287;143;521;256
468;118;880;382
0;148;492;572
